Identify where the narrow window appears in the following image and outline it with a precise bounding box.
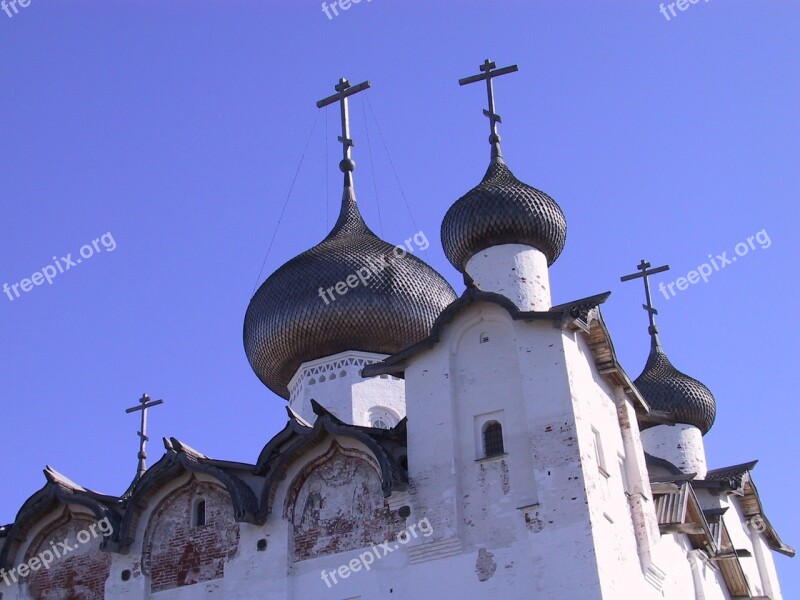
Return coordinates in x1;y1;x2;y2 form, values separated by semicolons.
592;428;608;475
194;500;206;527
483;421;505;457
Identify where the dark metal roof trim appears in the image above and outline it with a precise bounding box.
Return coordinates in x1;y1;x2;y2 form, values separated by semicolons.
645;452;689;477
0;467;122;570
362;287;609;376
741;474;795;557
705;460;759;482
659;461;794;558
116;438;260;548
361;287;649;413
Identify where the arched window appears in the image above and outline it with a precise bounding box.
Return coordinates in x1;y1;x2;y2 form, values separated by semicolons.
482;421;505;457
368;406;399;430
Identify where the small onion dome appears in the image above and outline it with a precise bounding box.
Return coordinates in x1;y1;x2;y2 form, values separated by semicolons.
441;158;567;273
244;186;457;399
634;342;717;434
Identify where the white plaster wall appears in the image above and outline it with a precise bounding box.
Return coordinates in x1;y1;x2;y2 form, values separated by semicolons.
648;535;731;600
751;527;784;599
641;423;708;478
560;327;664;598
287;350;406;427
402;303;614;597
465;244;552;311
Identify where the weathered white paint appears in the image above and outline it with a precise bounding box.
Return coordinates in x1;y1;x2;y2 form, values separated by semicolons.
0;283;791;600
641;423;708;478
287;350;406;427
464;244;551;311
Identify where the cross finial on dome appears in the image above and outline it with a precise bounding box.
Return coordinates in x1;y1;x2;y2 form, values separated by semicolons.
621;259;671;349
317;77;371;187
459;59;519;161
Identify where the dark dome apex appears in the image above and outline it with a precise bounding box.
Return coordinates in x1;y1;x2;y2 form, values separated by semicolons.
244;187;457;399
441;158;567;273
634;342;717;434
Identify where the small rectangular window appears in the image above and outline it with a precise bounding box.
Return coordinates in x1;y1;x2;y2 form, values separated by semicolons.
592;428;608;476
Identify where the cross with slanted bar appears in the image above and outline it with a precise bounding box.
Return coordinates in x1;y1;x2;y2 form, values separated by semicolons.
316;78;371;182
459;59;519;158
620;259;671;340
125;393;164;481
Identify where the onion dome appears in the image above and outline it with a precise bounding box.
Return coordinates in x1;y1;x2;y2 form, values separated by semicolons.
244;184;456;399
634;338;717;434
442;59;566;273
244;77;456;399
441;157;567;272
621;259;716;434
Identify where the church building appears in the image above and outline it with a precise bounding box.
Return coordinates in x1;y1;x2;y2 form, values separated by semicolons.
0;60;793;599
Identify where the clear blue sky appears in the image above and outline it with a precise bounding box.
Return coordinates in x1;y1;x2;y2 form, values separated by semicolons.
1;0;798;593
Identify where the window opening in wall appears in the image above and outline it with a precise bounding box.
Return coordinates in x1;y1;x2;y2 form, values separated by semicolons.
483;421;505;457
194;499;206;527
592;428;608;475
368;407;399;430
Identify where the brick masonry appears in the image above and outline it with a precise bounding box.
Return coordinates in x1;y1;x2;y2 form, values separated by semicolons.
141;480;239;593
285;442;403;562
24;511;112;600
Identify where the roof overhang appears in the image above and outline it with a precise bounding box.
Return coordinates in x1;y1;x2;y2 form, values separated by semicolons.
362;287;650;414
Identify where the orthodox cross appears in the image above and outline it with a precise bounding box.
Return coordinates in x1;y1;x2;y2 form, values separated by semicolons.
317;77;371;183
620;259;671;342
459;59;519;159
125;393;164;481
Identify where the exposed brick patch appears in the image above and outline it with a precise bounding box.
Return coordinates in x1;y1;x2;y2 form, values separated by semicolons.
475;547;497;582
285;442;403;562
142;480;239;593
24;511;112;600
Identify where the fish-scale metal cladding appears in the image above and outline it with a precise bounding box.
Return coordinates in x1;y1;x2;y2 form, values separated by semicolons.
441;160;567;272
634;345;717;434
244;190;457;399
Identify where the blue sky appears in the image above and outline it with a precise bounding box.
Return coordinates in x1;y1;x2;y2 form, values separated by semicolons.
1;0;798;593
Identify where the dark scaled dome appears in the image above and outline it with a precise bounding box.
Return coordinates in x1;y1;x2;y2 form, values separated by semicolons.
441;157;567;272
244;185;457;399
634;341;717;434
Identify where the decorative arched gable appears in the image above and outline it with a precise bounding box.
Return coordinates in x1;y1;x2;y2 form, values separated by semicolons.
283;441;404;562
117;438;258;548
23;508;113;600
0;467;120;572
256;402;408;522
141;478;240;593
